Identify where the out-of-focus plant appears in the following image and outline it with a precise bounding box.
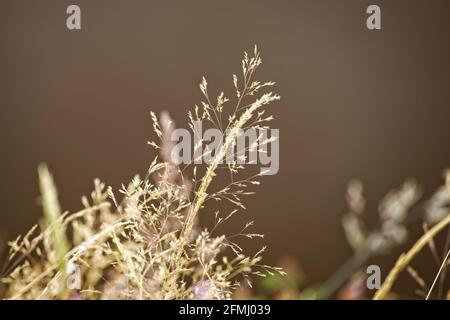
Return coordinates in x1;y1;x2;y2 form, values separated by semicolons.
314;178;422;299
375;170;450;300
234;170;450;300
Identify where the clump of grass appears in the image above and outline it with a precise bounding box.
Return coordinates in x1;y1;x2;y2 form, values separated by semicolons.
1;47;283;300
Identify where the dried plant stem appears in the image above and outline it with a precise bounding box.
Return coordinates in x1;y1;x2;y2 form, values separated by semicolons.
426;248;450;300
183;127;236;241
438;226;450;297
178;94;278;258
374;212;450;300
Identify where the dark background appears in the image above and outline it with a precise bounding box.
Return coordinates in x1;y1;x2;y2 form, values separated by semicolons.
0;0;449;294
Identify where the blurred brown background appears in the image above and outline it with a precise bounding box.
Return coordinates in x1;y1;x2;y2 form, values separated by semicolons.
0;0;449;293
